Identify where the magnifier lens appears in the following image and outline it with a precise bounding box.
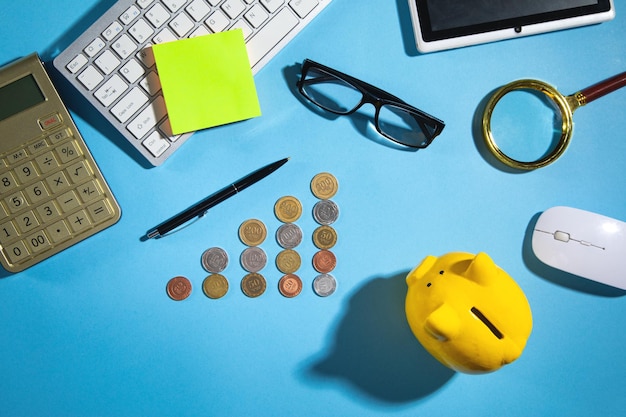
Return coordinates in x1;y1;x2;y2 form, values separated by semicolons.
489;89;564;163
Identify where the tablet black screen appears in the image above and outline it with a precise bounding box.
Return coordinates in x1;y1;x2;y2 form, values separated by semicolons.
418;0;611;40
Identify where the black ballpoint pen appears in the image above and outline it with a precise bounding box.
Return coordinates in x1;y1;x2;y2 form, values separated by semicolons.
145;157;289;239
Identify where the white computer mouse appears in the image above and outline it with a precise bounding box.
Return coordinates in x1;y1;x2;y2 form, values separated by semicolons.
531;206;626;290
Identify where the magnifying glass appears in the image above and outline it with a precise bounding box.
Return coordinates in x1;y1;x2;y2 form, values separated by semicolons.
482;72;626;170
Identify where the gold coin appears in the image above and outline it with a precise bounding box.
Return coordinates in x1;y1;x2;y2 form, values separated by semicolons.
312;225;337;249
276;249;301;274
278;274;303;298
241;273;267;298
238;219;267;246
166;276;192;301
311;172;338;200
202;274;229;299
274;196;302;223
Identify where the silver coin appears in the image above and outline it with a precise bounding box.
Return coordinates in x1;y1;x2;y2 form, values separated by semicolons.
313;273;337;297
240;246;267;273
313;200;339;225
276;223;303;249
201;247;229;273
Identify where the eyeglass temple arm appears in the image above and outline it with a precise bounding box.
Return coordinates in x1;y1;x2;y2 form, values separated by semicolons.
577;71;626;105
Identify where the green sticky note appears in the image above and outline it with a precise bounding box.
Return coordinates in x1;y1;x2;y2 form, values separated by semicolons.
152;29;261;135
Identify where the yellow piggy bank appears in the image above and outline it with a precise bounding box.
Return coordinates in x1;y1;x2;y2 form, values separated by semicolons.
405;252;532;374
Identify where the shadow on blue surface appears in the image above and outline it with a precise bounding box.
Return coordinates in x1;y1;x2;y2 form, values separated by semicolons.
306;271;455;403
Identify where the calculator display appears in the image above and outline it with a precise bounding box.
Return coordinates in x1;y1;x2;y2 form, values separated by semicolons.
0;75;46;122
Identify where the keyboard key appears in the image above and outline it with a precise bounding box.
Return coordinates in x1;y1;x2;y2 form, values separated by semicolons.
94;74;128;107
222;0;246;19
261;0;285;13
129;18;154;43
289;0;318;18
164;0;185;13
153;27;177;44
146;3;170;28
84;37;106;57
169;13;194;37
206;10;230;32
139;71;161;96
120;58;145;83
102;21;123;41
245;4;269;28
142;131;170;157
127;96;167;139
186;0;212;21
137;0;155;9
112;34;137;59
120;5;140;24
111;87;149;123
94;50;121;75
232;20;253;39
247;8;298;67
77;65;104;90
66;54;88;74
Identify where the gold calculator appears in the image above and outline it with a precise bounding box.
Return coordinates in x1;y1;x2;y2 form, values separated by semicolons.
0;53;121;273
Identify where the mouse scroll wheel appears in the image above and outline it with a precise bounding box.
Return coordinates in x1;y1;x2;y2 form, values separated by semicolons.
554;231;570;242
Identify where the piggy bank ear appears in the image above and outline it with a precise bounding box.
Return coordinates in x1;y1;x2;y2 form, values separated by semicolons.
407;255;438;285
424;303;461;341
463;252;496;286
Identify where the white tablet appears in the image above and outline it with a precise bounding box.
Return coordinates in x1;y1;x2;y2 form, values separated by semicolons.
409;0;615;53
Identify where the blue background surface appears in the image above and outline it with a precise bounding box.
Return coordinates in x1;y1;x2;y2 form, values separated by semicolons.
1;1;625;416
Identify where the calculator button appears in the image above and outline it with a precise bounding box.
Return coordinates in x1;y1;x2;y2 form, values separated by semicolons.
25;230;51;254
88;200;114;223
0;171;18;194
66;160;93;183
78;65;104;90
56;140;82;164
15;210;40;234
5;240;30;265
67;54;88;74
36;201;62;222
77;180;102;203
6;148;28;164
46;220;72;244
46;171;70;194
48;129;71;144
28;138;49;154
15;161;38;184
24;181;50;204
5;191;28;213
0;221;19;245
57;190;80;212
35;151;59;174
68;209;92;233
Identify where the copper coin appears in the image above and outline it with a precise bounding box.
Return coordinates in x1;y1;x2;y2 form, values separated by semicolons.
274;196;302;223
312;225;337;249
276;249;301;274
166;276;192;301
238;219;267;246
278;274;303;298
241;272;266;298
313;250;336;273
311;172;338;200
202;274;229;299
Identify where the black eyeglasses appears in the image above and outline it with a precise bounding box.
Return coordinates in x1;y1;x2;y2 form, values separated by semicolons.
296;59;445;149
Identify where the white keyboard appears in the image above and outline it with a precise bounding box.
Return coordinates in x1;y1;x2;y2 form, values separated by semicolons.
53;0;332;166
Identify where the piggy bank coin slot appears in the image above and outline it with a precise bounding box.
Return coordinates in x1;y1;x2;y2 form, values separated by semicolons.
471;307;503;340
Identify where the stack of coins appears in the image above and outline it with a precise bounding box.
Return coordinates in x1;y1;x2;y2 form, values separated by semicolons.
201;247;230;299
274;196;304;298
310;173;339;297
239;219;268;298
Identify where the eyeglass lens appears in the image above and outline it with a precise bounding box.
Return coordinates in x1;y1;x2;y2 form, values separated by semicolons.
301;66;438;148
